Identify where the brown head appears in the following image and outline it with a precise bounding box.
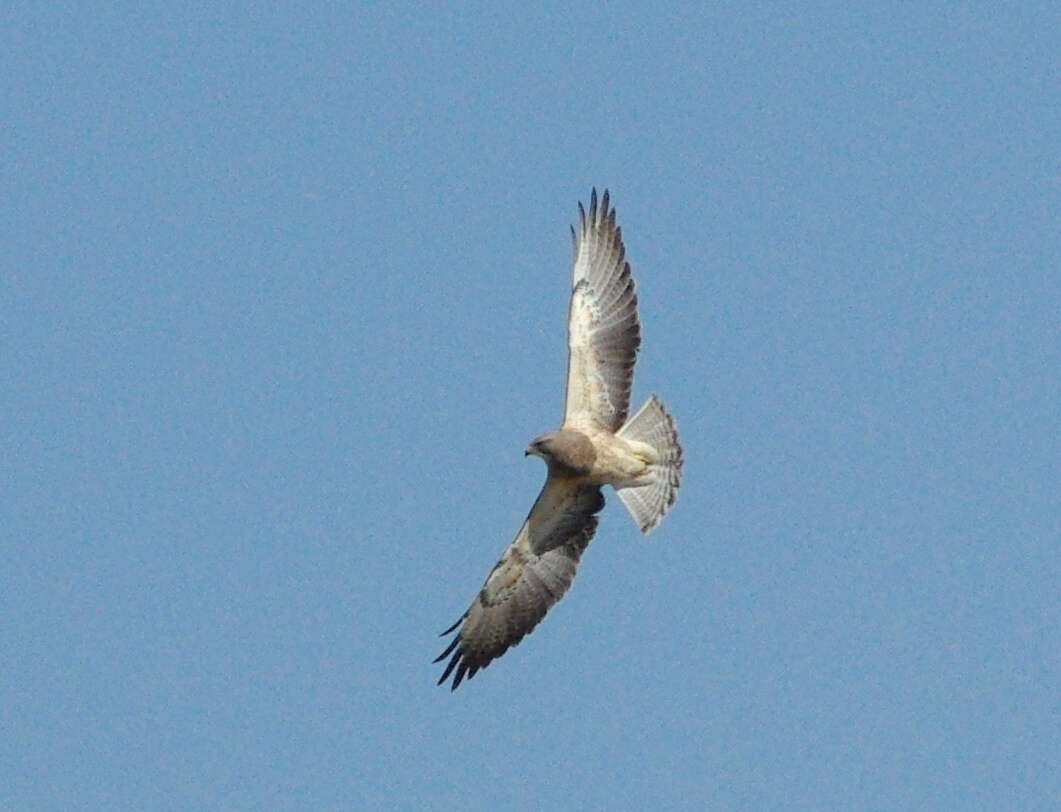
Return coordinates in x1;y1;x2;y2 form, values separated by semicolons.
525;429;596;476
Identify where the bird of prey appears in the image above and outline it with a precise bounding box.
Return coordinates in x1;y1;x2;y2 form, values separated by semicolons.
435;189;683;690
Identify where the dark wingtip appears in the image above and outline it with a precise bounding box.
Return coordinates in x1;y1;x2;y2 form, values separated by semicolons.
451;662;468;690
436;611;474;689
433;632;461;664
439;613;465;636
437;648;462;686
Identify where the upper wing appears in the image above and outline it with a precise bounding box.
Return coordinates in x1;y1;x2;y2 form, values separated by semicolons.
564;189;642;432
435;475;605;690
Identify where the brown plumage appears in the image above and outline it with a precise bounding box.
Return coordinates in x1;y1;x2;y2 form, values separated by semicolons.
436;190;683;690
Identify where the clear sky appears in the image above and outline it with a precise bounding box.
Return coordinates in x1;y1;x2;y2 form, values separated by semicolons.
3;2;1059;808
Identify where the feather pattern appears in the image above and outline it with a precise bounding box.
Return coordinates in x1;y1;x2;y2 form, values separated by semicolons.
435;478;604;690
564;189;642;431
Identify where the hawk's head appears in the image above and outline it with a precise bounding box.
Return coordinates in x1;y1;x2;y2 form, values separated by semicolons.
525;430;596;475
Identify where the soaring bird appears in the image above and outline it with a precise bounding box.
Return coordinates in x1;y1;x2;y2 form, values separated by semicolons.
435;189;683;690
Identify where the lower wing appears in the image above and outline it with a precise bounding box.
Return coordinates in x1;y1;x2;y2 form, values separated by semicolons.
435;477;605;690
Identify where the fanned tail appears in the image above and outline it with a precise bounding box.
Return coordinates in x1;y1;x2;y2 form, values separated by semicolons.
615;395;683;533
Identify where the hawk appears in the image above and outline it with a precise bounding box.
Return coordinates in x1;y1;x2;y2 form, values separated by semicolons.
435;189;683;689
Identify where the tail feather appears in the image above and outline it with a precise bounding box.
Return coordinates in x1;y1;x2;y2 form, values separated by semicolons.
615;395;683;532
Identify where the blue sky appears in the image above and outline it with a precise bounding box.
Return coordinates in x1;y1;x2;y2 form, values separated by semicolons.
3;2;1059;808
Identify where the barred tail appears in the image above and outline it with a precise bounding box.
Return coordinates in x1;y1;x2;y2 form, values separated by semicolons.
615;395;683;533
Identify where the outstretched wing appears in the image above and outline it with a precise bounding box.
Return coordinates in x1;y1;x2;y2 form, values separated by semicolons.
564;188;642;432
435;476;605;690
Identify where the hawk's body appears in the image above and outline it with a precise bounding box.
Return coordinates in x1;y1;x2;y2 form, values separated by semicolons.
436;190;683;689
